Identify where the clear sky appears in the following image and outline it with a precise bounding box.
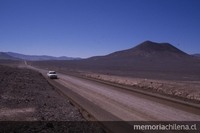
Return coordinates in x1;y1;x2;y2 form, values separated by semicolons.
0;0;200;58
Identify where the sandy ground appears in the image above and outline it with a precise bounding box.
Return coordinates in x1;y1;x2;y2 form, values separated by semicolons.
78;71;200;103
0;65;105;133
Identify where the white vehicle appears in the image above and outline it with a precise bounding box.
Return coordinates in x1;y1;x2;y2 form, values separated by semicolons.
47;71;57;79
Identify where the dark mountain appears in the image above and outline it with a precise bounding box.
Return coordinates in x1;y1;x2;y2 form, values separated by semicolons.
0;52;20;60
81;41;200;80
89;41;189;61
6;52;81;61
129;40;188;56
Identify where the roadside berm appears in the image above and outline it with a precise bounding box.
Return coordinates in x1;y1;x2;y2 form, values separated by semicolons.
83;72;200;103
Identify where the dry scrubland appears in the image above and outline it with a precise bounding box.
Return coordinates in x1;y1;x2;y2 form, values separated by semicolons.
0;65;104;133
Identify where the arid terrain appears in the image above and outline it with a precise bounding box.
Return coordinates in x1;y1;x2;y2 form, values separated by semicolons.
27;62;200;104
1;41;200;132
0;64;105;133
28;41;200;103
29;41;200;81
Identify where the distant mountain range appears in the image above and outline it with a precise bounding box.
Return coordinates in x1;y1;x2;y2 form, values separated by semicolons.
193;54;200;57
0;52;81;61
1;41;199;61
0;52;20;60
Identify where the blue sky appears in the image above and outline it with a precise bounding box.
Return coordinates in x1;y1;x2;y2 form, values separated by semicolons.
0;0;200;58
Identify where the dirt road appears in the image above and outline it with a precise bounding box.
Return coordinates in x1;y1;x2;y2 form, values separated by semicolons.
57;73;200;121
26;63;200;132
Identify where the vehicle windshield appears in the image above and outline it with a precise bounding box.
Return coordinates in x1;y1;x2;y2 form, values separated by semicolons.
49;72;56;74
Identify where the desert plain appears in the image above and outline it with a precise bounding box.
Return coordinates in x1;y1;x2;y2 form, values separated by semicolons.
1;41;200;132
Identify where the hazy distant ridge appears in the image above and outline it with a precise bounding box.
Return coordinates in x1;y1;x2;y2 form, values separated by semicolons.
192;54;200;57
0;52;20;60
5;52;81;61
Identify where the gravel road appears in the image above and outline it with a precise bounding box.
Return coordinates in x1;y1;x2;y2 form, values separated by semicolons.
56;74;200;121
